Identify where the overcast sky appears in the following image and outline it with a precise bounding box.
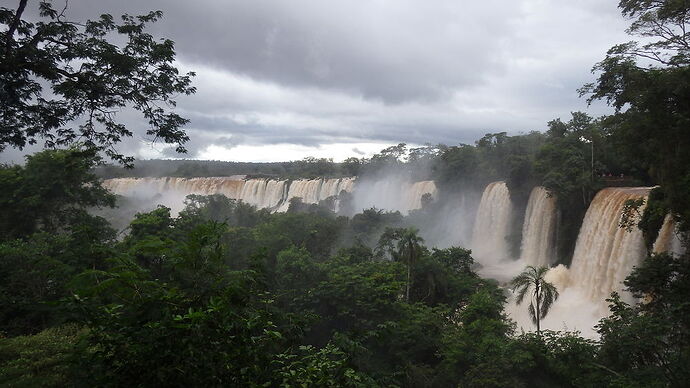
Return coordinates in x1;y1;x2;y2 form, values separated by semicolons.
4;0;632;162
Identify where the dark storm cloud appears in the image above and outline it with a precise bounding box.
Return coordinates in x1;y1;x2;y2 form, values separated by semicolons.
57;0;518;103
1;0;631;163
183;113;487;149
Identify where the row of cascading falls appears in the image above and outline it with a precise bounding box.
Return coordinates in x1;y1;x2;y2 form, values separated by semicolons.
471;183;657;302
470;181;514;263
475;182;687;336
103;177;356;212
568;187;651;302
103;176;436;214
519;186;685;301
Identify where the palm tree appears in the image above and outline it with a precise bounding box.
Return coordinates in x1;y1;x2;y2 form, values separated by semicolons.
510;266;559;335
376;227;424;302
396;228;424;302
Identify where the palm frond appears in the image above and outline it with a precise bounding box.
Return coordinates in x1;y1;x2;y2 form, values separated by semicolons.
510;272;531;289
511;265;561;330
515;283;530;305
539;282;560;319
528;302;537;325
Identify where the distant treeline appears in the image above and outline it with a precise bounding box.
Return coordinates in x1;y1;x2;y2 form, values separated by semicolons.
97;113;653;263
95;157;355;180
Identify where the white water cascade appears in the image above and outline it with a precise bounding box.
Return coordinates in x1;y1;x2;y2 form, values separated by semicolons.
653;214;685;255
103;177;356;213
102;176;447;215
405;181;438;210
471;181;514;264
507;187;652;336
519;187;558;267
345;178;438;215
568;187;651;303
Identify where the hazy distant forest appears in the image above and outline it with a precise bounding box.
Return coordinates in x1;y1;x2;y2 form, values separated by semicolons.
1;1;689;387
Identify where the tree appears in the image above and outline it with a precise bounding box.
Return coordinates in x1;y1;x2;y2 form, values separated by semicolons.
409;247;480;307
437;286;527;387
366;143;408;174
408;144;441;164
580;0;690;233
595;252;690;386
377;227;425;302
408;143;442;180
433;144;480;189
536;112;605;209
341;157;361;177
0;148;115;240
511;266;559;335
535;112;612;259
513;330;605;387
295;157;336;178
0;1;195;166
0;149;117;335
371;143;407;164
429;247;475;275
609;0;689;67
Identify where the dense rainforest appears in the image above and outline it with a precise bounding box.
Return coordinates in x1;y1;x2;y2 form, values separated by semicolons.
1;0;690;387
2;147;689;387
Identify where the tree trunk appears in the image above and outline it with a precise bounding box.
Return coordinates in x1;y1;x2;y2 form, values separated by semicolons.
535;282;541;337
406;259;411;302
405;242;414;302
5;0;28;50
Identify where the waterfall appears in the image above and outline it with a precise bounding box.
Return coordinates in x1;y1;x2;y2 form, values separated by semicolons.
404;181;437;210
329;177;356;213
237;179;288;209
338;177;356;194
653;214;685;255
276;179;324;212
568;187;651;302
102;176;250;197
105;176;435;215
104;176;355;213
319;178;343;199
471;181;513;263
349;178;437;214
519;187;558;267
275;177;363;212
217;178;246;199
507;187;651;336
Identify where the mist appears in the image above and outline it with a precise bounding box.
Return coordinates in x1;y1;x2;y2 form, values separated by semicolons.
98;168;683;340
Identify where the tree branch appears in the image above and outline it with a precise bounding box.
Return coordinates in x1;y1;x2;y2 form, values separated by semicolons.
4;0;29;51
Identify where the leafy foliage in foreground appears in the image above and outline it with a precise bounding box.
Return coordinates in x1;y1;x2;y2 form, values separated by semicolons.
1;148;689;386
0;324;84;387
0;1;196;165
0;149;116;335
61;201;505;386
